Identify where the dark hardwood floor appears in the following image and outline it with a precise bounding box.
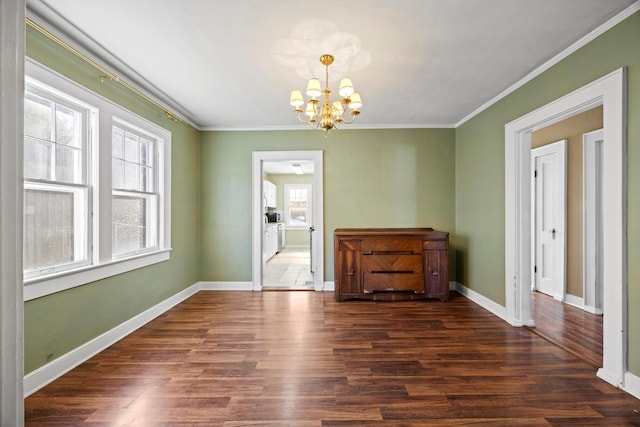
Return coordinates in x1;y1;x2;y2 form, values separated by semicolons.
530;291;603;368
25;291;639;426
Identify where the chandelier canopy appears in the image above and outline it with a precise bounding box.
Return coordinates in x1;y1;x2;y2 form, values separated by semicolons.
289;54;362;132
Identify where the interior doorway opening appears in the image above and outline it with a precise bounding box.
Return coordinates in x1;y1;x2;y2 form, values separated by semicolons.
252;151;324;292
505;68;626;389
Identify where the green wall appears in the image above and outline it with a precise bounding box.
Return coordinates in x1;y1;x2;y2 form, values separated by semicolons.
24;27;202;374
200;128;456;282
455;11;640;374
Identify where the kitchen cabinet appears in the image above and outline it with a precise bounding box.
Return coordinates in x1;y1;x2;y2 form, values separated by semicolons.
264;223;278;261
334;228;449;302
263;180;277;208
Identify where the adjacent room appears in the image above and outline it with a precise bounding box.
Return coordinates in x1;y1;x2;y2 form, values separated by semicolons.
1;0;639;425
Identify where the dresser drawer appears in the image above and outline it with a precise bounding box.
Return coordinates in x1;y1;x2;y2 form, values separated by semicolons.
361;238;422;254
363;272;424;293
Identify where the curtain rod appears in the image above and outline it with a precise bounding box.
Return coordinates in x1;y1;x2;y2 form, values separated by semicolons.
25;17;189;126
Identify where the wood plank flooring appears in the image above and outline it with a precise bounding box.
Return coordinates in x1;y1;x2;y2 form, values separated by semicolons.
25;291;640;426
530;291;603;368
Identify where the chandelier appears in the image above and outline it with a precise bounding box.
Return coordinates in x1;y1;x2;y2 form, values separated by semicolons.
289;54;362;132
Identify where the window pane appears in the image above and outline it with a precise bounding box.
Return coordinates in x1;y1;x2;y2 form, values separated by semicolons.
124;131;139;163
140;138;154;166
112;158;124;189
56;104;82;147
24;189;75;271
124;162;139;191
141;166;152;192
24;92;53;141
112;126;124;158
24;138;52;180
112;195;150;255
55;145;83;184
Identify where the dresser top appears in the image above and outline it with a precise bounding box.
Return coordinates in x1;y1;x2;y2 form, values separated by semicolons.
334;227;447;237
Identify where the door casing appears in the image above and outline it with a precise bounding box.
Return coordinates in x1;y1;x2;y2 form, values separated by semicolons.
505;68;626;388
252;150;324;291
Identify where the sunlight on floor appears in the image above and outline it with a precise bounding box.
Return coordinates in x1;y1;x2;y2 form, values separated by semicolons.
263;247;314;290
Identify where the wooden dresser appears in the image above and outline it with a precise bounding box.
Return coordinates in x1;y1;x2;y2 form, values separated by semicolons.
334;228;449;302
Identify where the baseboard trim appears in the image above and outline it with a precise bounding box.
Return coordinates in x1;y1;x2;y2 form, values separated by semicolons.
453;282;509;323
623;371;640;400
564;293;603;315
198;281;254;291
23;283;201;397
322;281;335;291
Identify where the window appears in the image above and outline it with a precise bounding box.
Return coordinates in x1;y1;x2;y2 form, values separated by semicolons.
23;87;92;279
111;123;159;257
23;59;171;301
284;184;312;229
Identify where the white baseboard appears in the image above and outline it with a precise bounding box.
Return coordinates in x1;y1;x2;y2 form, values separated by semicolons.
23;283;201;397
623;371;640;400
453;282;509;323
198;281;254;291
564;293;603;315
321;281;335;291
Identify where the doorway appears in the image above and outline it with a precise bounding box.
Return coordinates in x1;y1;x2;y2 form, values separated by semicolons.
505;68;626;388
251;151;324;292
262;162;315;290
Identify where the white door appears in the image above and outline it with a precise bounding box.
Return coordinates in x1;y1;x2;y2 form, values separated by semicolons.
532;140;566;299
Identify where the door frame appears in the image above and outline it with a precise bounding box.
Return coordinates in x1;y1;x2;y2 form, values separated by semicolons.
505;68;626;388
251;150;324;291
583;129;604;315
531;140;567;301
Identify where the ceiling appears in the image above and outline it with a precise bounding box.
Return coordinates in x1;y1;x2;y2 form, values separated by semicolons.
27;0;636;131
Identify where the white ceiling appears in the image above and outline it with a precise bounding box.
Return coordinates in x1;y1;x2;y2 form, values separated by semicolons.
27;0;636;131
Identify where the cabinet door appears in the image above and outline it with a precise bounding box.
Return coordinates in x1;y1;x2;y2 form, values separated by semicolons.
424;246;449;300
336;250;361;299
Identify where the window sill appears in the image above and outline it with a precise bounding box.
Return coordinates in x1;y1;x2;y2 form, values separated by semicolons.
24;249;172;301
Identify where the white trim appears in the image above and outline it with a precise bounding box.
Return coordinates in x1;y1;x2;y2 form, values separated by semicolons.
453;282;509;323
564;293;603;315
1;0;25;423
456;1;640;127
623;371;640;400
322;281;335;292
23;283;201;397
197;281;254;291
252;151;324;292
201;123;457;131
583;129;604;314
505;68;627;388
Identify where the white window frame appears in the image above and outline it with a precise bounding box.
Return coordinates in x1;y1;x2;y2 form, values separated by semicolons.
23;59;172;302
283;183;312;230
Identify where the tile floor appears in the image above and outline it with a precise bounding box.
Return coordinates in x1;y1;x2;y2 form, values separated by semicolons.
263;246;314;290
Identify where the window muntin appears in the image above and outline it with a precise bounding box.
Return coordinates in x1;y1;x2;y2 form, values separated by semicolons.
23;86;91;279
284;184;312;228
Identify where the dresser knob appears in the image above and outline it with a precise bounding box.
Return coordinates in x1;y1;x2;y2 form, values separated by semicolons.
347;268;355;276
432;270;438;276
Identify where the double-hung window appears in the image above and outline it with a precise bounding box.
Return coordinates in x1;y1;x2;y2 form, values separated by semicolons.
23;85;93;279
111;122;159;257
23;59;171;301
